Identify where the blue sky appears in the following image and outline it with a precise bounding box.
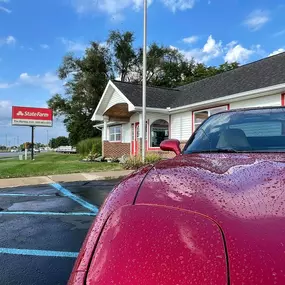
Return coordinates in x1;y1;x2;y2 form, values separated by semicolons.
0;0;285;145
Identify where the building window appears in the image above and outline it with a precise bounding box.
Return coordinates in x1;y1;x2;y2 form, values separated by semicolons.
194;106;228;130
150;120;169;148
109;125;122;142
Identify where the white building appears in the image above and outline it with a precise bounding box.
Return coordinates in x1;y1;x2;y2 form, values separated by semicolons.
92;52;285;158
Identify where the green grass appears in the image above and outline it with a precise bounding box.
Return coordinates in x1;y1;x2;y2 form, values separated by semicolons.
0;152;122;179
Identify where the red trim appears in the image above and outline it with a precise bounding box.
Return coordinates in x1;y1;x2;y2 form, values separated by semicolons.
192;103;230;113
191;104;229;133
148;119;170;151
131;123;134;155
131;122;139;155
282;93;285;106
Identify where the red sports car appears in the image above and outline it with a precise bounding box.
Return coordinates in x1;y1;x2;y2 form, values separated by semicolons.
69;107;285;284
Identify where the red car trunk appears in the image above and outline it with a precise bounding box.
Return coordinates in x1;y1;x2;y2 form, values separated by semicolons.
136;153;285;284
86;205;228;284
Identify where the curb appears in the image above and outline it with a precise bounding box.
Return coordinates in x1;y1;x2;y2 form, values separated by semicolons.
0;170;132;189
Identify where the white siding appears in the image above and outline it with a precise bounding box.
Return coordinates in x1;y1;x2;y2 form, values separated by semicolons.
122;123;131;143
105;90;126;112
230;94;281;109
130;113;140;123
147;112;169;125
171;111;192;141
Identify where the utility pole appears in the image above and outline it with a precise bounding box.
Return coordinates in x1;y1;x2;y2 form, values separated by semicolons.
142;0;147;163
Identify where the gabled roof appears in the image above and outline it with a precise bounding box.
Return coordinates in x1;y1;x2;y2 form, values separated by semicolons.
175;51;285;107
113;52;285;109
112;81;180;109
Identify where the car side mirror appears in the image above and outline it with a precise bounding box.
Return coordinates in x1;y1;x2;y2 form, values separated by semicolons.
160;139;181;155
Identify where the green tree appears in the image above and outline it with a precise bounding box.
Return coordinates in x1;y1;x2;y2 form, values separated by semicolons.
49;136;69;148
48;42;112;145
107;30;136;82
48;30;239;144
20;142;32;151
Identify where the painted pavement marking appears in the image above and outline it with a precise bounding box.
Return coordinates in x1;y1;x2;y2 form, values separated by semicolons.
0;211;96;216
50;183;99;213
0;248;78;258
0;193;54;197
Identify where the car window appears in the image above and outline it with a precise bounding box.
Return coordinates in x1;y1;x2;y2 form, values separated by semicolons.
184;108;285;153
230;121;282;137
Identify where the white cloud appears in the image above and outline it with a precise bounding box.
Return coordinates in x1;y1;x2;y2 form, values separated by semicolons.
71;0;152;18
160;0;195;12
173;35;259;64
224;42;255;63
0;83;12;89
6;35;16;44
40;44;50;50
172;35;222;64
19;72;63;94
59;37;87;52
202;35;222;56
0;100;12;123
0;35;16;46
273;29;285;37
268;48;285;57
244;10;270;31
71;0;195;19
0;6;11;13
182;36;198;44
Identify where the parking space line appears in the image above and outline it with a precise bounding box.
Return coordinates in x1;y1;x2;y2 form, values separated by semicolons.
0;248;78;258
0;211;96;216
0;193;54;197
50;183;99;213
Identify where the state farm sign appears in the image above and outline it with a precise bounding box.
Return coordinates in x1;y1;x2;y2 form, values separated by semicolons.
12;106;53;127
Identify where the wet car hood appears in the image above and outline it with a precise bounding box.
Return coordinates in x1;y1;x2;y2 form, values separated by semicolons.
136;153;285;284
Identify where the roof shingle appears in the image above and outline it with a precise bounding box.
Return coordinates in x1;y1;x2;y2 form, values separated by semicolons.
113;52;285;109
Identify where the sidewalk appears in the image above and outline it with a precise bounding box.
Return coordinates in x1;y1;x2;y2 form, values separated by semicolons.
0;170;133;188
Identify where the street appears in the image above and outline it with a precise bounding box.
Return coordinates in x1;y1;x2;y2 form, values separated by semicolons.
0;179;119;285
0;152;24;159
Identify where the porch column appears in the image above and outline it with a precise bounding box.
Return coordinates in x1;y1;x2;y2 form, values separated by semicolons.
103;116;109;141
139;113;142;139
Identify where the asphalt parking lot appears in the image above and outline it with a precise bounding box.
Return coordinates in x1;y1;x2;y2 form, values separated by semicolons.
0;179;119;285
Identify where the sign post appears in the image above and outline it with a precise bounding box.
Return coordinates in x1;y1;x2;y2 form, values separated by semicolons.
31;126;35;160
12;106;53;160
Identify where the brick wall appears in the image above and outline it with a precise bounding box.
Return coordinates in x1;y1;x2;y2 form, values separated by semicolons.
147;141;188;159
103;141;130;158
103;140;187;159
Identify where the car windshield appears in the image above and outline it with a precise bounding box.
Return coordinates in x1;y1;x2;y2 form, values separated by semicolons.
184;108;285;153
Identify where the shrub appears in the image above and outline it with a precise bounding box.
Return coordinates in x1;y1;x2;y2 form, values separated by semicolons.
145;152;162;164
122;153;162;170
77;138;102;158
122;156;144;170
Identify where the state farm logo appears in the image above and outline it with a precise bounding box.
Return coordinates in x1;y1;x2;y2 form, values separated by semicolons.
16;110;49;118
17;111;24;116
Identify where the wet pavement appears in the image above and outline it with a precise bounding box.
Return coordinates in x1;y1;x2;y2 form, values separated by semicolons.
0;179;119;285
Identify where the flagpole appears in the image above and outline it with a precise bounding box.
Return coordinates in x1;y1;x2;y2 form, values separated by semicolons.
142;0;147;162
